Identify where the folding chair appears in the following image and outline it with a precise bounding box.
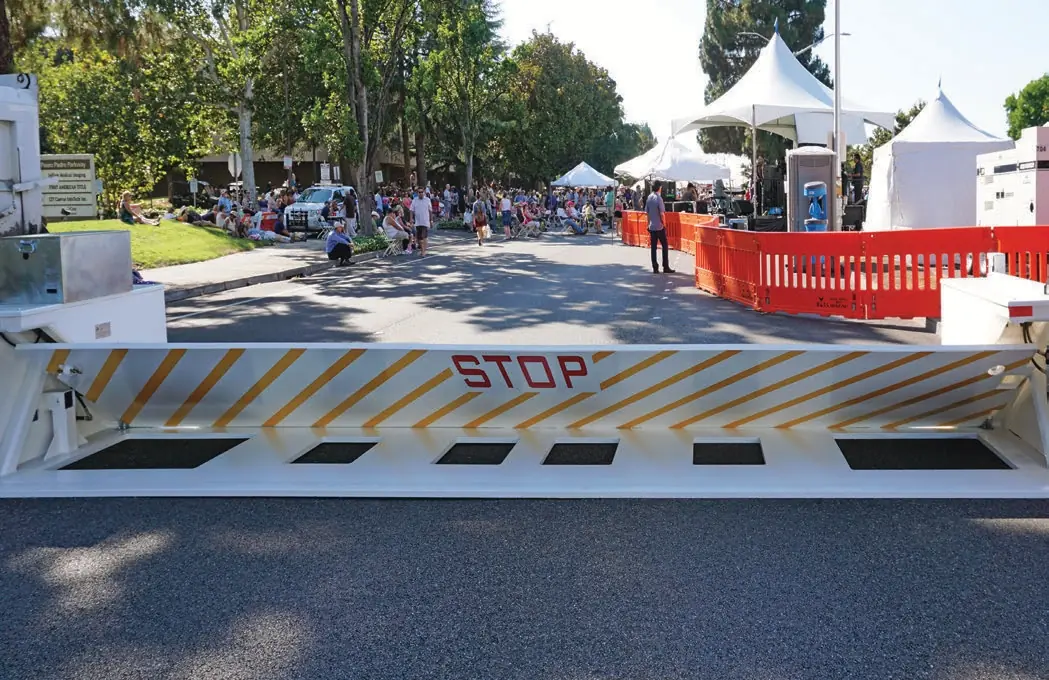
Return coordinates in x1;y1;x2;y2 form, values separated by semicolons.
382;235;405;258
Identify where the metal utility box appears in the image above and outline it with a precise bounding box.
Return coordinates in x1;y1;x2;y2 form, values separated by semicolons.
0;231;132;305
787;147;838;232
976;126;1049;226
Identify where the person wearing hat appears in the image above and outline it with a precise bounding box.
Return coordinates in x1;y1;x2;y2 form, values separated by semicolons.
325;221;354;267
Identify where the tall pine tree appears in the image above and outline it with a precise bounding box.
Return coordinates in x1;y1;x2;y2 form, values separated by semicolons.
698;0;830;162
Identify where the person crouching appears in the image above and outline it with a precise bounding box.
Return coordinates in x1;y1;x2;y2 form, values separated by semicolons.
326;222;354;267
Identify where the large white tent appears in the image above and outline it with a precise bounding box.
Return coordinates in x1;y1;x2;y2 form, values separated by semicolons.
670;29;894;172
614;137;732;183
865;87;1014;231
551;162;616;188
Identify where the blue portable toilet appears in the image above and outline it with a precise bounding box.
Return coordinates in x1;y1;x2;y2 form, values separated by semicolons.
803;181;828;232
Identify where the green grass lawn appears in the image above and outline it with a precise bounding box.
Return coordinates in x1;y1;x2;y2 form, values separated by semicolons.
47;219;257;269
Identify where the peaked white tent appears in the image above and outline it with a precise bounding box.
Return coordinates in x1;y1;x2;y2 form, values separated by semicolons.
614;137;732;183
865;87;1014;231
670;29;894;173
551;162;616;188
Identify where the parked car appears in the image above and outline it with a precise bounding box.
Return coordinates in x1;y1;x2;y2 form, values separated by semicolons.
286;183;357;233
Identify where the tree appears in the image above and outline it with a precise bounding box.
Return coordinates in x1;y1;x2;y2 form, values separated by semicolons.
496;31;625;186
420;0;507;194
850;99;924;179
27;44;214;212
698;0;830;158
334;0;416;232
1005;75;1049;140
151;0;270;207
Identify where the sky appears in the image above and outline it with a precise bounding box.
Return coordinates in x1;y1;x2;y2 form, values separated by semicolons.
499;0;1049;145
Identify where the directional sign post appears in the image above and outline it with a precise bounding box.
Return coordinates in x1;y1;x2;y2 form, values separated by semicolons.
40;155;97;220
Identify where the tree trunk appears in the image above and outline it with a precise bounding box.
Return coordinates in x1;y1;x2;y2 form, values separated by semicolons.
465;150;474;201
238;101;256;208
401;116;411;187
0;0;14;74
415;129;427;188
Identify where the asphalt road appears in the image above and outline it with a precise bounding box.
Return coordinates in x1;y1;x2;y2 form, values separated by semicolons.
2;498;1048;679
8;235;1046;679
166;234;933;345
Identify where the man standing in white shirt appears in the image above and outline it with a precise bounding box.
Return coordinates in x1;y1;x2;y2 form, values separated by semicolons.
410;189;432;256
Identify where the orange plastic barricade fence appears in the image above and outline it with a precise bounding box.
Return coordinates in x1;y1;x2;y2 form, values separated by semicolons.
754;231;865;318
860;228;996;319
695;224;761;308
995;226;1049;283
755;228;997;319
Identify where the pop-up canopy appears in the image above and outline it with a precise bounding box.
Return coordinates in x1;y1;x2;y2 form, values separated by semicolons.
865;86;1014;230
551;162;616;188
614;137;731;183
670;28;894;177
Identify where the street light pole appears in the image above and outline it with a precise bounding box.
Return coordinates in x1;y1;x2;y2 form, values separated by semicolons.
833;0;842;228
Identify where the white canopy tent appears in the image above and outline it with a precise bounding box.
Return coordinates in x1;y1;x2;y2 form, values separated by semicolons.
551;162;616;188
670;29;894;177
614;137;732;183
865;87;1014;231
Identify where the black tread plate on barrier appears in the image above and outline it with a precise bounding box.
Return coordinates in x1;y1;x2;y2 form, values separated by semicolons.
62;438;247;470
292;442;377;464
693;442;766;465
543;442;618;465
836;437;1010;470
437;442;515;465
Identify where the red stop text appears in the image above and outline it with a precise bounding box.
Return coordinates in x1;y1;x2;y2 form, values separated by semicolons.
452;354;590;390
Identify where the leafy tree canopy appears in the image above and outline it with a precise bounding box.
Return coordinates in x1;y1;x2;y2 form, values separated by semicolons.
1005;75;1049;140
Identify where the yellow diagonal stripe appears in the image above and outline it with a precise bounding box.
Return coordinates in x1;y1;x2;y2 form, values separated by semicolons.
463;392;538;429
165;348;245;427
213;349;306;428
515;392;597;429
835;357;1030;430
672;352;867;428
592;351;614;363
263;349;365;427
84;349;129;402
600;351;676;390
47;349;70;375
724;352;932;429
937;404;1009;428
313;350;426;428
363;368;453;428
119;349;187;425
666;351;804;429
776;351;997;429
413;392;480;428
882;390;1004;430
576;350;740;430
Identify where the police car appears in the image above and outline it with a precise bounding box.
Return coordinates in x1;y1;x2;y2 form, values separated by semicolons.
285;183;357;233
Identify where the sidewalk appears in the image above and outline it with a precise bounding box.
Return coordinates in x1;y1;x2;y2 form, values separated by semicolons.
146;229;469;302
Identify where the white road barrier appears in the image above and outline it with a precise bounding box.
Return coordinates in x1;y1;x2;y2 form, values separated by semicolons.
2;342;1048;499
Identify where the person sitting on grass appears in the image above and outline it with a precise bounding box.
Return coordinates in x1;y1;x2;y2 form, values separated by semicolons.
119;191;159;226
325;222;354;267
